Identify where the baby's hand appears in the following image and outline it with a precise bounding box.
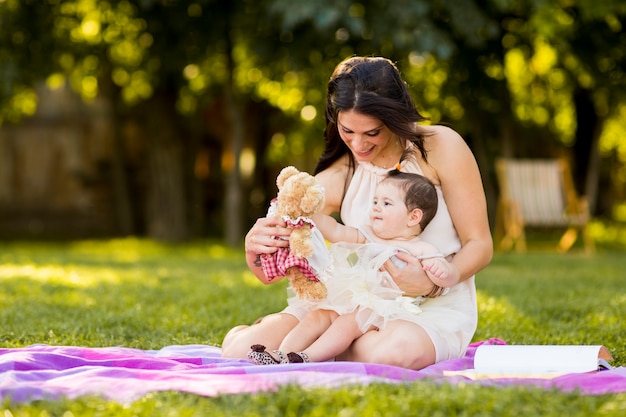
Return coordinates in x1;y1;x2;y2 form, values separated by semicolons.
421;257;452;281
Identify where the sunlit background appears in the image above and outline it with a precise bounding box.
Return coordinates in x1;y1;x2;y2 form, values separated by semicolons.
0;0;624;248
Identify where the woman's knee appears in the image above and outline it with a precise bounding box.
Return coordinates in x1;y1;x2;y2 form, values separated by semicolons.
220;325;251;358
370;337;435;369
348;324;436;369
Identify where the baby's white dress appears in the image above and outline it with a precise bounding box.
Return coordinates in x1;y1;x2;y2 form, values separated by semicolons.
317;240;427;333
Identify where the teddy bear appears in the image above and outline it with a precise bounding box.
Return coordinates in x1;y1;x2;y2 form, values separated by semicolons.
260;166;329;301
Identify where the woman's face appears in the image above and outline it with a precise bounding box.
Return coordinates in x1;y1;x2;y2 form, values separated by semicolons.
337;110;398;167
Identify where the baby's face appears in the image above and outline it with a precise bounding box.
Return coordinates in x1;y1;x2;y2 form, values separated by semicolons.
369;181;411;240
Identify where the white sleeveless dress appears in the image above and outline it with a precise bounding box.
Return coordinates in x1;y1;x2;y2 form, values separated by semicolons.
283;149;478;362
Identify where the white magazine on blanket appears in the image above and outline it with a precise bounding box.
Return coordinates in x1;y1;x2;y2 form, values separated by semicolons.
445;345;613;380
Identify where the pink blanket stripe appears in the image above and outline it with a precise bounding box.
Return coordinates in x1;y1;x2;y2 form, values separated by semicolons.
1;339;624;404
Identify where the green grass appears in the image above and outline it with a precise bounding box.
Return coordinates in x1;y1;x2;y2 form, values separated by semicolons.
1;238;625;416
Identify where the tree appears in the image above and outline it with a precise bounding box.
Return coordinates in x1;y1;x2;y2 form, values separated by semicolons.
2;0;625;243
1;0;282;243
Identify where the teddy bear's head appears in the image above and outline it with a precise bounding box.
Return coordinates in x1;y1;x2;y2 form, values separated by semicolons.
275;166;325;219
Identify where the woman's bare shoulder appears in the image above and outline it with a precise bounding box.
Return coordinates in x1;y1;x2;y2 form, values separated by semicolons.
426;124;465;146
424;125;474;166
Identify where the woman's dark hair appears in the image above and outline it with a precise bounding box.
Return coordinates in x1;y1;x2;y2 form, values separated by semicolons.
383;170;438;231
314;56;430;176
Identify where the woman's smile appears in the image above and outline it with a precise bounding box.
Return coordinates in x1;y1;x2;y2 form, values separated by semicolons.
354;146;375;158
337;110;399;167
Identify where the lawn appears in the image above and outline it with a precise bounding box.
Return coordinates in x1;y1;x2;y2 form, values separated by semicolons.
1;238;625;416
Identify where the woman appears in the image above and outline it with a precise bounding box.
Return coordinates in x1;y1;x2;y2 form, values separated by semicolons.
221;56;493;370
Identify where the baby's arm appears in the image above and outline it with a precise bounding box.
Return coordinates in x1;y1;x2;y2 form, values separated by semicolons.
311;213;365;244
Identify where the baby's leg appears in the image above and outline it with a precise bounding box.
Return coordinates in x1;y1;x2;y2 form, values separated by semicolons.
279;309;338;353
295;311;367;363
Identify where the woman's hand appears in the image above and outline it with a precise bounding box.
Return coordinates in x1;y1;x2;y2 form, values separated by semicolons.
381;251;439;297
245;216;291;255
244;216;291;284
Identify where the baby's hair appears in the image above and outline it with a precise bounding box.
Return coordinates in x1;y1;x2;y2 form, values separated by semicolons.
382;169;438;231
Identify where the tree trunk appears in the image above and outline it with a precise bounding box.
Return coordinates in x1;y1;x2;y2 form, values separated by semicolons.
223;85;244;247
143;95;189;242
468;115;497;229
222;9;244;247
99;73;136;236
187;121;206;238
110;111;136;236
573;89;601;214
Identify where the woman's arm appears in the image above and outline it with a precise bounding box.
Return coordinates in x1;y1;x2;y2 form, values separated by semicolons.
383;126;492;296
428;125;493;284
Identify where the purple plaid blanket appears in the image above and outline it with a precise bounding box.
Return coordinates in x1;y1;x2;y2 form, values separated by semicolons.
1;339;625;404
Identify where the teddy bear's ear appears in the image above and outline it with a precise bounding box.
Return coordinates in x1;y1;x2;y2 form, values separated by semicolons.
300;183;325;213
276;166;300;189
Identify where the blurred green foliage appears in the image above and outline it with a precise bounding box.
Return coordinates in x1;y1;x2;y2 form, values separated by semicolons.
1;0;625;241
